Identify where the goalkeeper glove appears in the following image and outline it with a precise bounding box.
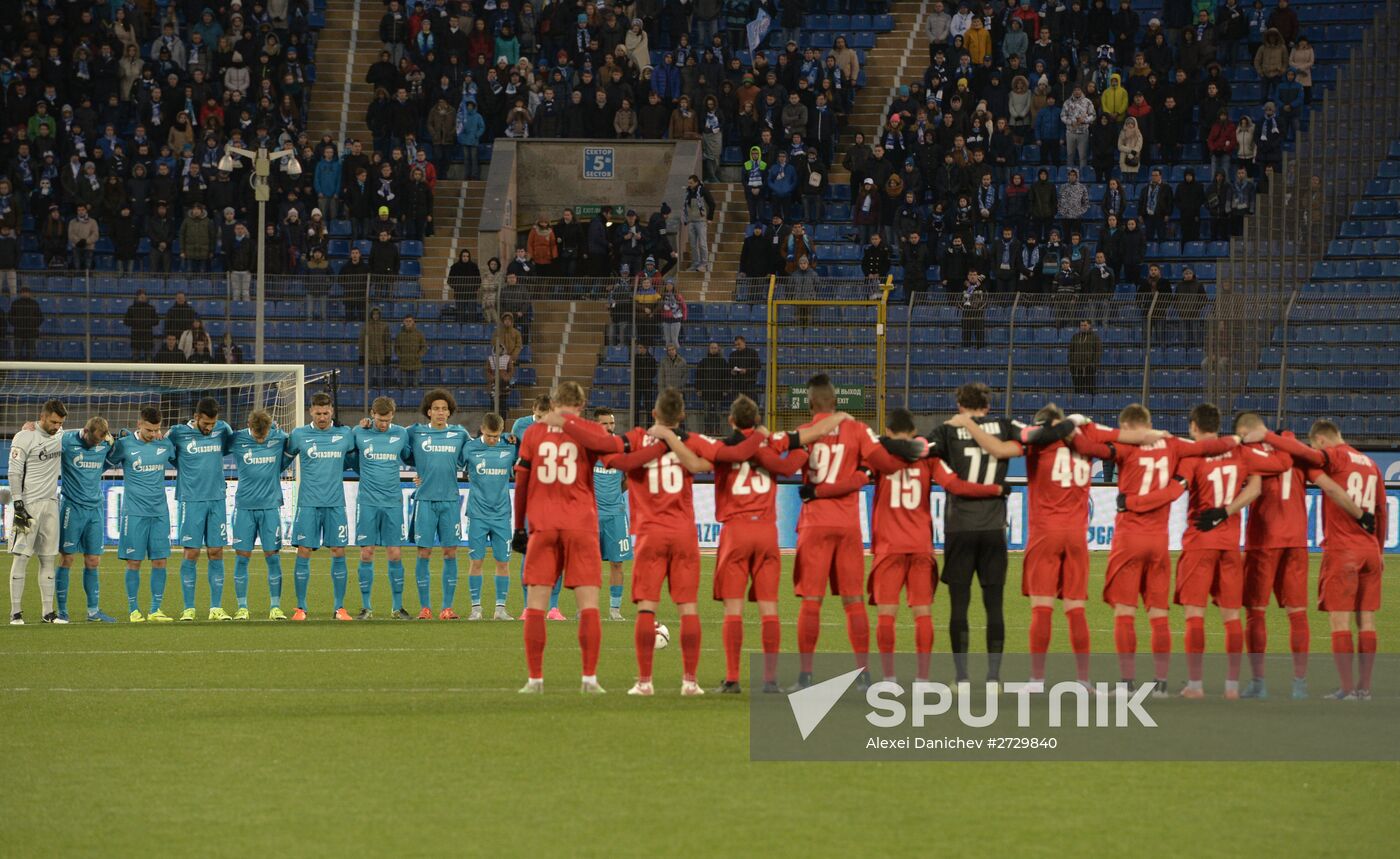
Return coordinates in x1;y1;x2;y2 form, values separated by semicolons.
1195;507;1229;532
1115;493;1128;513
880;436;927;462
11;500;32;536
1357;511;1376;535
511;528;529;553
797;484;817;503
1000;484;1012;497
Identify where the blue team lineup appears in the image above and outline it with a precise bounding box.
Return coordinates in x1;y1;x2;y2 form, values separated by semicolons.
5;389;616;626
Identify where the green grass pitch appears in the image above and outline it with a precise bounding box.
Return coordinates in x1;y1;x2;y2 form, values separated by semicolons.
2;549;1397;857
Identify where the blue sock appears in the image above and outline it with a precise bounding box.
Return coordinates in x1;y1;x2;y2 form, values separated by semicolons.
180;559;197;609
469;573;484;606
494;574;510;607
266;554;283;608
294;556;310;610
388;560;405;612
55;565;70;614
415;556;431;609
208;558;225;607
151;566;167;612
331;556;348;610
233;555;250;608
358;561;375;610
83;567;100;617
610;584;624;610
125;568;140;613
549;574;562;611
442;558;458;609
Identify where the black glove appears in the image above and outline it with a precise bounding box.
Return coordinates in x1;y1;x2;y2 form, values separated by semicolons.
11;500;31;535
1357;511;1376;535
724;430;746;446
1000;484;1012;497
511;528;529;553
798;484;816;502
1115;493;1127;513
1195;507;1229;532
880;436;926;462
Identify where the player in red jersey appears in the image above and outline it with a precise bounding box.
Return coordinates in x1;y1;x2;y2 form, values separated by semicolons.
789;374;923;691
711;396;851;694
1075;403;1246;696
1236;413;1314;700
1260;420;1385;700
818;408;1004;684
598;388;770;697
1156;404;1290;699
512;382;667;694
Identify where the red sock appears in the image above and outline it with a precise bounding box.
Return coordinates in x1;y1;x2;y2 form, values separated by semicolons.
722;615;744;683
914;615;934;681
523;608;546;680
1029;606;1052;680
1066;608;1091;682
877;614;896;679
1114;615;1137;681
1224;618;1243;683
634;611;656;682
680;614;702;682
1331;630;1355;693
1288;611;1310;679
1185;616;1205;683
797;601;821;674
844;602;870;671
1359;631;1377;691
1150;616;1172;682
578;608;600;677
1246;608;1268;679
761;614;781;683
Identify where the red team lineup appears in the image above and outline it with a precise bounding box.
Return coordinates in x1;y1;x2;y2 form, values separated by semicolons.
504;375;1387;700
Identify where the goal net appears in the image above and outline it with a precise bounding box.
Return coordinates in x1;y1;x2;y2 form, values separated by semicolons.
763;277;894;432
0;363;309;440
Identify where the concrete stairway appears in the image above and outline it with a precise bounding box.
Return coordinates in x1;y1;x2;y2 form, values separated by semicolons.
514;300;611;411
419;180;484;298
305;0;372;143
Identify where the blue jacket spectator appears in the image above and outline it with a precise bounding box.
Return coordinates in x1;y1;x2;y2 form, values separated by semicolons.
652;54;682;101
456;99;486;146
1034;99;1062;146
313;151;342;200
766;152;799;200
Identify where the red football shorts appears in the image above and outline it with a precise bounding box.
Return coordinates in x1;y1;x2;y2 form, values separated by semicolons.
869;553;936;606
632;529;701;604
793;526;866;598
523;529;602;589
1022;528;1089;600
1174;548;1244;609
1317;549;1383;612
1243;547;1309;608
713;519;780;602
1103;532;1171;610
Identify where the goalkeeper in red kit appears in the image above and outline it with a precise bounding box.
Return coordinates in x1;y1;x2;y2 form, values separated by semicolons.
512;382;668;694
1257;420;1386;700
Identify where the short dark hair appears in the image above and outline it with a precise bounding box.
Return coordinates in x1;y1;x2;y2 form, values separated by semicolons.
421;388;457;416
1189;403;1221;433
41;399;67;418
655;388;686;424
371;396;396;415
807;373;836;412
730;395;759;429
139;405;161;425
195;397;220;418
482;412;505;432
887;407;916;435
310;392;333;408
955;382;991;411
592;406;614;419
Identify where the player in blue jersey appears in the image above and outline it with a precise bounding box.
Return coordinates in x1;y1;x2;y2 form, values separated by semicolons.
510;393;565;619
462;412;517;621
592;407;630;621
229;410;291;620
407;389;471;619
285;392;358;620
107;406;177;622
167;397;235;621
352;397;413;620
57;417;116;622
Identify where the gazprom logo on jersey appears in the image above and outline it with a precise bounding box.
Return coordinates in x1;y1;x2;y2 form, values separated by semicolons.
303;444;343;460
420;438;459;453
241;450;279;466
474;459;511;477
